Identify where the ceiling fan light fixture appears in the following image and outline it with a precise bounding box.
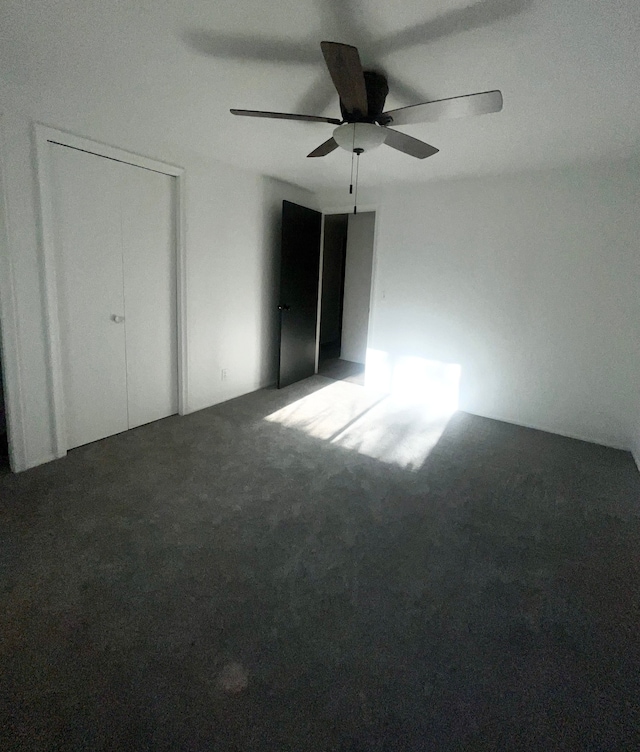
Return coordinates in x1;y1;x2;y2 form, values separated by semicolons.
333;122;387;153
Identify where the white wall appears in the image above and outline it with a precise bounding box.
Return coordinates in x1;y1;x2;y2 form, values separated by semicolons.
0;107;315;470
341;212;375;364
322;159;640;450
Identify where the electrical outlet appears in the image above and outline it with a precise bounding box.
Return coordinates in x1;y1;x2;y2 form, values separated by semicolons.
221;368;227;381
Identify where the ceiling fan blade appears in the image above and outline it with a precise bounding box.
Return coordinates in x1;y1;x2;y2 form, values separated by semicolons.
231;109;342;124
382;90;503;126
320;41;368;117
383;128;439;159
307;138;339;158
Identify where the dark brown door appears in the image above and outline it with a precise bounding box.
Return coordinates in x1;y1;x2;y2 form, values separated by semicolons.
277;200;322;388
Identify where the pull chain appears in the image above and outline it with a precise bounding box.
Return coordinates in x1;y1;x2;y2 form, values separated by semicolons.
353;148;363;214
349;150;355;194
349;125;356;194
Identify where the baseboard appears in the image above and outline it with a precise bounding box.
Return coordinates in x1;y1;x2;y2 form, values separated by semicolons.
187;379;275;415
462;409;629;452
19;451;60;473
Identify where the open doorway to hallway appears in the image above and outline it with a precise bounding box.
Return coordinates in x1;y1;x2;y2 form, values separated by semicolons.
318;211;375;386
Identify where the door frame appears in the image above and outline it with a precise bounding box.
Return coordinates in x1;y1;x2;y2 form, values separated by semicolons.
317;204;380;377
34;124;188;460
0;114;29;471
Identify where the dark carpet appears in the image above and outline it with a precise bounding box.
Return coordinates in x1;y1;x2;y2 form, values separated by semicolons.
1;376;639;751
318;358;365;385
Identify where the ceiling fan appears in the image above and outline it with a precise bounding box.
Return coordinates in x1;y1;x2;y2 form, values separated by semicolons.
231;41;503;160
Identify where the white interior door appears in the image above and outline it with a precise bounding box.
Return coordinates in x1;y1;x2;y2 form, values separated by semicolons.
341;212;375;364
51;144;129;449
50;144;178;449
120;164;177;429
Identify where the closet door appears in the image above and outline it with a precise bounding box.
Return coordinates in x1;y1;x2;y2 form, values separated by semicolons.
50;145;178;450
119;164;178;429
51;144;129;449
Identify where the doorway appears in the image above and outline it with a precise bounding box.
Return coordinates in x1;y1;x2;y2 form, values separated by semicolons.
318;212;375;385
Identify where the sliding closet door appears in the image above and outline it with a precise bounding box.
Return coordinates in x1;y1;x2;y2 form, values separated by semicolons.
51;145;129;449
119;164;178;429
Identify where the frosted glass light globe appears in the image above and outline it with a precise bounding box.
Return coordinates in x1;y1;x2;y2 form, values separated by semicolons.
333;123;387;153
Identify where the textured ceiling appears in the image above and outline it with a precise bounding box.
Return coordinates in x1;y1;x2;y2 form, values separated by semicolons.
1;0;639;190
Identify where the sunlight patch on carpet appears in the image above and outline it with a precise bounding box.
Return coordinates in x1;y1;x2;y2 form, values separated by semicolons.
266;355;461;469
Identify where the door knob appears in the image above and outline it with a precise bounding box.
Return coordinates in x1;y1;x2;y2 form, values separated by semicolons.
111;314;125;323
278;304;291;311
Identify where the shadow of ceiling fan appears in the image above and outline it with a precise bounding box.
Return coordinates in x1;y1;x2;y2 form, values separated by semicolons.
185;0;531;114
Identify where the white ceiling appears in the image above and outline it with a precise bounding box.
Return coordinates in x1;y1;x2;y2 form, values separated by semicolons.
1;0;639;191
